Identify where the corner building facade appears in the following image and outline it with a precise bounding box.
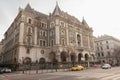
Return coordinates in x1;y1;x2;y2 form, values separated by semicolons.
3;3;95;64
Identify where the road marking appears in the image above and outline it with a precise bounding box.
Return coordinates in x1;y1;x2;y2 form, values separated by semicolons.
100;74;120;80
113;77;120;80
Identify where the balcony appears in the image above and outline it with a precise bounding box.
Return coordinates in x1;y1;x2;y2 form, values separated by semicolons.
76;46;84;51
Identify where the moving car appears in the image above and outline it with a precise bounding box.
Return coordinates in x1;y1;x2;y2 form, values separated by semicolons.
101;64;111;69
70;65;84;71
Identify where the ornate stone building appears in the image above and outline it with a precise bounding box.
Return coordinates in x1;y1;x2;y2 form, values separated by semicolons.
2;3;95;64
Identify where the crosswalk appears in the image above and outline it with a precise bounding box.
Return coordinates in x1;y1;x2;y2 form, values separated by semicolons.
0;73;23;78
73;68;120;80
99;74;120;80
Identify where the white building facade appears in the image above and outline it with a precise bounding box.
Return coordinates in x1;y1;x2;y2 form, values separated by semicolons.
95;35;120;65
2;3;95;65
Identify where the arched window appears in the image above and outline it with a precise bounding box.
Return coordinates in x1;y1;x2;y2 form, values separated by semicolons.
62;39;65;45
39;57;46;64
26;36;32;44
78;53;83;62
61;51;67;62
27;27;32;34
28;18;32;24
24;57;31;64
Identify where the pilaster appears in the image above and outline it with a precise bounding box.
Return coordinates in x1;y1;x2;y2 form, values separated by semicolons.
19;22;24;44
34;27;37;45
55;25;59;44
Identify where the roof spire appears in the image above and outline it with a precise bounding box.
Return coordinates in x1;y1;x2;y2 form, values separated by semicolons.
82;16;89;27
25;3;32;11
52;1;61;16
56;1;58;6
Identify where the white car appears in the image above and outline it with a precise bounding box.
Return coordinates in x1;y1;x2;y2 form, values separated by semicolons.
101;64;111;69
2;67;12;73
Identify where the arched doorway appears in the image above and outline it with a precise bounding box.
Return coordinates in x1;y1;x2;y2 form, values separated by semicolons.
24;57;31;64
85;54;89;61
61;51;67;62
49;51;56;62
78;53;83;62
39;57;46;64
71;53;76;63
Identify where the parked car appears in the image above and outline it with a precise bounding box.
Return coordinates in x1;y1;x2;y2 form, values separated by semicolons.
70;65;84;71
2;67;12;73
0;67;4;74
101;64;111;69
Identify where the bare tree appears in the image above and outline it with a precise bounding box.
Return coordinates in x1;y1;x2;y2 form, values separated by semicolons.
113;47;120;66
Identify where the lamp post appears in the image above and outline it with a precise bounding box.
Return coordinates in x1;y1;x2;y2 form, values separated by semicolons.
22;57;25;73
36;46;38;63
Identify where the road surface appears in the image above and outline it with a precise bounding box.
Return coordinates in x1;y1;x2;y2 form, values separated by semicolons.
0;67;120;80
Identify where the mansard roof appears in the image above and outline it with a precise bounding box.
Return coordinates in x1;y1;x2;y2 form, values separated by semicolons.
24;3;48;19
60;11;81;24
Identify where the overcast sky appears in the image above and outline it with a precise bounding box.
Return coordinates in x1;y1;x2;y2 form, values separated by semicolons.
0;0;120;41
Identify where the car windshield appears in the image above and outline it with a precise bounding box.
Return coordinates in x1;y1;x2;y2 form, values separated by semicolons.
104;64;110;66
74;65;82;67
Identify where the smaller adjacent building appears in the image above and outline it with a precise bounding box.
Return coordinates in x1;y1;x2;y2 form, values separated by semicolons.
95;34;120;65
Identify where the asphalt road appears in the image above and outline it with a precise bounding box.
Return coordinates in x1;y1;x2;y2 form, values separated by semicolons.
1;67;120;80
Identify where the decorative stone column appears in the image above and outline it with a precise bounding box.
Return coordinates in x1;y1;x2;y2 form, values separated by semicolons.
34;26;37;45
19;22;24;44
56;50;61;62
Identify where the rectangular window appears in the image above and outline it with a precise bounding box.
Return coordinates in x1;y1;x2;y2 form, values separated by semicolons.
41;23;44;28
43;40;46;46
107;45;109;49
97;47;99;51
43;31;46;36
108;51;110;57
101;52;104;57
60;22;65;27
26;48;30;54
97;43;99;46
106;41;108;43
101;47;103;50
40;40;42;46
51;40;54;46
98;53;100;57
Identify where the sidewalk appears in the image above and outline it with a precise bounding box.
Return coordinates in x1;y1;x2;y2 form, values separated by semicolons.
14;68;70;74
14;67;97;74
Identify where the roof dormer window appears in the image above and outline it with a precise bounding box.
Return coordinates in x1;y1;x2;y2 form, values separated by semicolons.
28;18;31;24
27;17;32;24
